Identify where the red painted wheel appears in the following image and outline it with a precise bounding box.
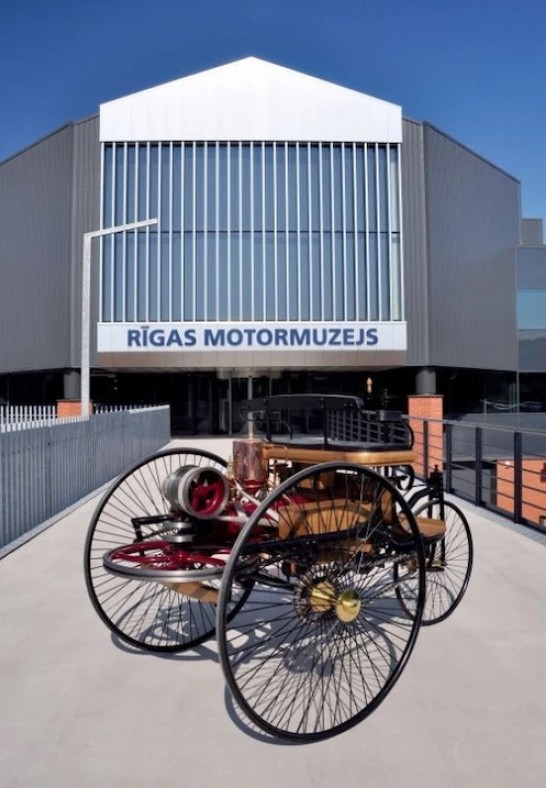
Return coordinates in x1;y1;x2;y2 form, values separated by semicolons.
188;476;227;517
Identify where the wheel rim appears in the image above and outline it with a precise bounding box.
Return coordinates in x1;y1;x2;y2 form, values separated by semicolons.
395;499;473;625
217;462;425;741
84;448;248;652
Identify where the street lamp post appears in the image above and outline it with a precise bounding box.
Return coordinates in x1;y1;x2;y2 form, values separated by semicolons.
80;218;158;417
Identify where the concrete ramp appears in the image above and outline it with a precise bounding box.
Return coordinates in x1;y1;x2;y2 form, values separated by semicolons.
0;439;545;787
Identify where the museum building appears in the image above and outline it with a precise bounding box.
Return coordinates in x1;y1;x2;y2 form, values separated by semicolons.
1;57;544;433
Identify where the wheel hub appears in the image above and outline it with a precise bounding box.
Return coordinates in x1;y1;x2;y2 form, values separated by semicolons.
427;558;446;573
335;589;362;623
297;576;362;623
309;582;337;613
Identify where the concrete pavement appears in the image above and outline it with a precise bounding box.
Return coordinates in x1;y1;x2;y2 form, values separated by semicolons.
0;438;545;787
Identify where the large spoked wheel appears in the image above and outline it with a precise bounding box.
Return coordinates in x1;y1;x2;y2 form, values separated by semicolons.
394;498;473;625
84;447;249;653
217;462;426;742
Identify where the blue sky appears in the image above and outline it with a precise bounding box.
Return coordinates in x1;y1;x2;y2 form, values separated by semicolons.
2;0;546;222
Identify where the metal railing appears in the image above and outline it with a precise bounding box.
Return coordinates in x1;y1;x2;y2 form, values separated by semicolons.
328;408;412;447
409;413;546;533
0;406;170;550
0;405;83;432
243;395;412;448
0;404;162;432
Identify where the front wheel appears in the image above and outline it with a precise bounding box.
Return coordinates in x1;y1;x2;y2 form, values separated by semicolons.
216;462;426;741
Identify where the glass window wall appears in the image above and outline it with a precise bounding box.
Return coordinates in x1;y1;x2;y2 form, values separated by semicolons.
100;141;403;323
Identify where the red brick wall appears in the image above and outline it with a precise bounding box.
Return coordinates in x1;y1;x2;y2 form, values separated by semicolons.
408;395;444;478
56;400;93;417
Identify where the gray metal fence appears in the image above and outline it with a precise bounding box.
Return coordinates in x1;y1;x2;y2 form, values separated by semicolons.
0;406;170;550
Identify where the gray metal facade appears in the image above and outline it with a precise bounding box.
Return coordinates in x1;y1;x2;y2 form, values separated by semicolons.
517;246;546;288
400;119;429;364
402;122;520;371
516;245;546;372
0;127;73;373
521;218;543;245
69;117;101;368
0;116;100;375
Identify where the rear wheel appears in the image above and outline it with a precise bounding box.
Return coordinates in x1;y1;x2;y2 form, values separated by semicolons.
84;448;249;652
394;498;473;625
217;462;425;741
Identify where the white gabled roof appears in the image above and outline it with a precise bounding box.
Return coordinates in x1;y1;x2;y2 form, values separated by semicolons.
100;57;401;143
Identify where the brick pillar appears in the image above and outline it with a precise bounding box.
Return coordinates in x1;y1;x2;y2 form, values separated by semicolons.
408;395;444;479
57;400;93;417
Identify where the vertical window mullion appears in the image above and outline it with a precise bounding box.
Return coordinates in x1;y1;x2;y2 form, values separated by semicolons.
273;142;278;320
227;142;231;321
192;142;197;321
307;142;313;321
250;141;254;321
145;142;150;322
110;143;116;321
169;142;173;322
157;143;162;320
262;141;266;321
319;143;324;321
364;143;370;320
397;144;405;320
330;143;335;320
203;142;208;321
353;142;359;321
341;143;347;321
239;141;243;321
386;143;392;321
296;142;301;320
216;141;220;321
375;144;381;321
122;143;127;321
110;141;115;224
99;144;105;321
133;144;139;321
180;142;185;321
285;142;289;319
